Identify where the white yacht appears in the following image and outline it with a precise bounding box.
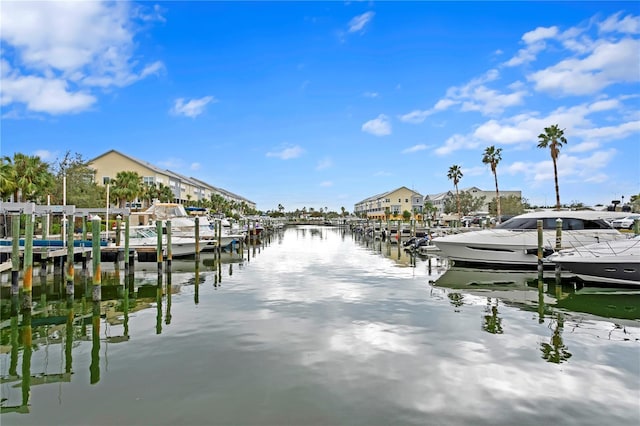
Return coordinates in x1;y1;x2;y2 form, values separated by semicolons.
546;236;640;286
432;210;627;268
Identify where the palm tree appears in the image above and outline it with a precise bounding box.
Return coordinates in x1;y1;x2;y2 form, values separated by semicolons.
482;146;503;223
110;171;142;208
0;156;17;201
447;165;463;219
12;153;54;202
537;124;567;210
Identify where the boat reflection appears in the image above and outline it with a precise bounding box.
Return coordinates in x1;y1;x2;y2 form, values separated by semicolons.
432;265;640;324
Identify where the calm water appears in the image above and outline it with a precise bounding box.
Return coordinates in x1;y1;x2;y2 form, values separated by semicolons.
1;225;639;426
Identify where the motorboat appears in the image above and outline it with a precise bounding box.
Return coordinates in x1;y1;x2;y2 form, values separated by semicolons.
123;226;209;258
546;236;640;286
137;203;217;242
432;210;628;268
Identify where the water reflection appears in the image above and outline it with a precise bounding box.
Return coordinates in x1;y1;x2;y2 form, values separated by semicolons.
0;226;638;426
540;313;572;364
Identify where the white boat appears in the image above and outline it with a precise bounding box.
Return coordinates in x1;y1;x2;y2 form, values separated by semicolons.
138;203;217;241
124;226;208;258
432;210;628;268
546;236;640;286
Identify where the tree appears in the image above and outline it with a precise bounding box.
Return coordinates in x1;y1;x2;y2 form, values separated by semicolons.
402;210;412;221
0;156;17;201
12;153;54;202
447;165;463;218
443;191;485;216
51;151;104;208
537;124;567;210
341;206;346;217
488;195;524;216
482;146;503;223
110;171;142;208
423;200;437;220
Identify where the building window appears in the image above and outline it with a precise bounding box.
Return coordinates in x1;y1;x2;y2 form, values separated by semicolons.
143;176;155;185
103;177;111;185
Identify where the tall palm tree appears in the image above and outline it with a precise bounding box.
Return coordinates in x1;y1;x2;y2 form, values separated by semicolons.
110;171;142;208
482;145;503;223
537;124;567;210
447;165;463;219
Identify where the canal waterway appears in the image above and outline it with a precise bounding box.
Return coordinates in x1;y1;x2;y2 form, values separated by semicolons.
1;225;639;425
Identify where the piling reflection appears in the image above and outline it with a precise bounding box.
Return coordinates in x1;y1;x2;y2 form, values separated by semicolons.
483;298;503;334
540;313;572;364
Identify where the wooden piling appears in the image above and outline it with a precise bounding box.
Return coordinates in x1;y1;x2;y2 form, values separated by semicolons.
91;216;101;302
22;214;34;311
166;220;172;272
156;220;163;275
82;215;88;272
11;213;20;295
21;309;32;408
125;215;133;273
194;217;200;261
66;214;74;296
555;218;563;282
537;219;544;280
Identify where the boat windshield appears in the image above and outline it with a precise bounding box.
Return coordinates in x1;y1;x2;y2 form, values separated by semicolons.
496;216;613;230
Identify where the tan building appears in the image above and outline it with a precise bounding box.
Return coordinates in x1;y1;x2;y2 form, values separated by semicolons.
354;187;424;220
88;150;255;210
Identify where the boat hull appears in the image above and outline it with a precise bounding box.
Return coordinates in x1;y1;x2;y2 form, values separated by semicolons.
551;256;639;286
433;229;625;268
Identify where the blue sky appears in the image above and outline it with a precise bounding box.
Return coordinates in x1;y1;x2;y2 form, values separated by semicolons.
2;1;639;212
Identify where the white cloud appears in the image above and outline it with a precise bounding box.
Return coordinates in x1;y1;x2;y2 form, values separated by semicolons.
506;149;617;187
34;150;55;161
348;11;375;33
266;145;304;160
598;12;640;34
190;162;201;171
504;26;558;67
362;114;391;136
0;73;96;114
363;91;379;98
528;38;640;96
401;144;428;154
319;181;333;187
0;1;163;115
434;134;479;156
171;96;217;118
316;157;333;170
522;26;559;44
398;109;433;124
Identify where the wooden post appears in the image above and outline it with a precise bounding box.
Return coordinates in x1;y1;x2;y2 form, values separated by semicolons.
634;218;639;235
194;217;200;261
82;215;88;273
555;218;563;283
115;215;121;247
66;214;75;296
91;216;101;302
555;218;563;251
124;215;132;273
11;213;20;296
42;212;48;240
537;219;544;281
156;220;163;275
156;273;163;335
22;214;34;311
166;220;172;272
